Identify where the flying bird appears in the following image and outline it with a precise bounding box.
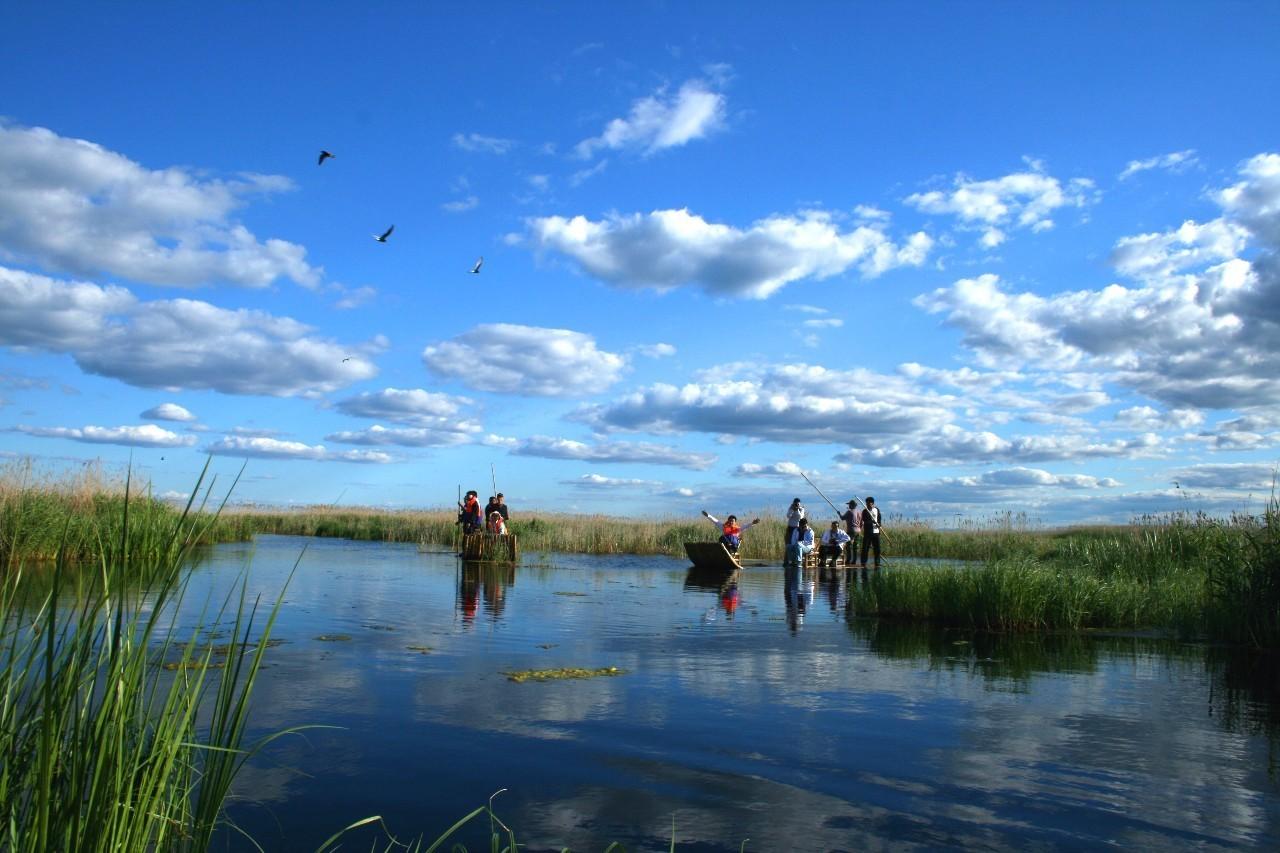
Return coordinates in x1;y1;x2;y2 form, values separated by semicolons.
318;150;335;165
373;225;395;243
342;357;352;362
470;256;483;274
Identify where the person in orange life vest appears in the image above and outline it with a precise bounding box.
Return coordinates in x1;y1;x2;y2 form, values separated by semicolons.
701;510;761;554
487;511;507;535
820;521;852;567
458;490;482;534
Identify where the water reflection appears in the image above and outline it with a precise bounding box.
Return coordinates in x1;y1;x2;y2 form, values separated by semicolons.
683;566;741;620
456;560;516;624
152;536;1280;851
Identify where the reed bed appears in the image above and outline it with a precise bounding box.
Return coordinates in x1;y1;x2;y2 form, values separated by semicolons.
0;466;291;851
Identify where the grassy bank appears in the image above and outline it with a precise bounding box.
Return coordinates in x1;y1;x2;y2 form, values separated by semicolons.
850;500;1280;648
0;468;288;850
0;461;252;568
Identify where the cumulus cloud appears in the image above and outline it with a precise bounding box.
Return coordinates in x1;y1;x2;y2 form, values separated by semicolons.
0;266;379;397
528;208;932;299
0;124;320;288
451;133;515;154
834;425;1161;468
14;423;197;448
206;435;391;463
576;362;954;445
916;151;1280;411
325;423;480;448
732;461;805;478
575;78;726;159
1170;463;1276;490
634;342;677;358
510;435;716;470
335;387;473;425
1119;149;1199;180
905;164;1095;247
423;323;627;396
141;403;196;422
441;195;479;213
563;473;665;489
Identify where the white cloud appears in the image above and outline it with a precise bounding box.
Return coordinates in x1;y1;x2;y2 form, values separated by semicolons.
732;461;805;478
1170;463;1276;490
332;284;376;310
576;363;954;444
834;425;1161;468
528;208;932;299
423;323;627;396
569;158;609;186
905;164;1095;247
575;79;726;159
1215;152;1280;248
0;266;380;397
635;342;677;358
206;435;391;463
510;435;716;470
141;402;196;422
1110;219;1248;281
1119;149;1199;180
325;423;480;448
441;195;479;213
0;124;320;288
451;133;515;154
334;388;474;425
14;423;197;448
563;473;664;489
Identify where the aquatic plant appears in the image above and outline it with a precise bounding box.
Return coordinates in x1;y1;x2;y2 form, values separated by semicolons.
0;467;294;851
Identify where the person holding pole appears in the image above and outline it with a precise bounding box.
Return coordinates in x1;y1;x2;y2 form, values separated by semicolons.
859;496;883;569
840;499;861;566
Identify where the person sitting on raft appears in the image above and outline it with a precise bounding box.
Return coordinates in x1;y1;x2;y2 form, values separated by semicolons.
820;520;852;567
486;510;507;536
784;517;815;567
701;510;761;555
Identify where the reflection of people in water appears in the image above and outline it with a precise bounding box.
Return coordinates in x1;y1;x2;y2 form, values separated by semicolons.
720;573;741;619
820;564;847;613
457;561;516;622
783;563;816;634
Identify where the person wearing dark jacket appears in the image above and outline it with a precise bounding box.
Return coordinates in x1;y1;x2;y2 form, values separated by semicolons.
859;497;882;568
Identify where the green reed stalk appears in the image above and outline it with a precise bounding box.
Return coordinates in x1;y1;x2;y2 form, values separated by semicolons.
0;463;294;851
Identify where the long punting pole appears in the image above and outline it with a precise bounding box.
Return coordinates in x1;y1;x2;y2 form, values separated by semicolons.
799;471;892;558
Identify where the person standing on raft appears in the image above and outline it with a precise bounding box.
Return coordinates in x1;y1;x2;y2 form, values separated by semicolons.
859;496;883;568
701;510;761;555
840;499;862;566
784;498;806;549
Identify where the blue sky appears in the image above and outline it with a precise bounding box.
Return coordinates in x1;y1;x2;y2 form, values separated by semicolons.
2;1;1279;524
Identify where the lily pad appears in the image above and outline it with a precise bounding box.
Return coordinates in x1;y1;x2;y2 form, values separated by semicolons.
506;666;624;683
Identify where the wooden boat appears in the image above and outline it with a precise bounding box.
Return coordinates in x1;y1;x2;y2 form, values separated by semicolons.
461;532;518;562
683;540;823;570
683;541;743;571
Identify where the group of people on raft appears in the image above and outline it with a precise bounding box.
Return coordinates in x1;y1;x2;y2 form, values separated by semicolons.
457;490;510;535
702;495;883;569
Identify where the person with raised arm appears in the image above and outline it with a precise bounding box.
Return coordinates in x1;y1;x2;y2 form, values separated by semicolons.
701;509;761;555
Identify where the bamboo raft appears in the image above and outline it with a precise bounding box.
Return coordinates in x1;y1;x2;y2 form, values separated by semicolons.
461;532;519;562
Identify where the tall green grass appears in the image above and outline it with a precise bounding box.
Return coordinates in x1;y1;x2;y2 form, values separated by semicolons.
0;466;292;851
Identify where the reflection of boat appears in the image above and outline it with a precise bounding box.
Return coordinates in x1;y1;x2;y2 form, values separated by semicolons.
461;532;518;562
683;541;742;570
683;563;739;592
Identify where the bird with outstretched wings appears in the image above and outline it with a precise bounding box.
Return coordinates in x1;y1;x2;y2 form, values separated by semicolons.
318;150;334;165
470;256;483;274
373;225;394;242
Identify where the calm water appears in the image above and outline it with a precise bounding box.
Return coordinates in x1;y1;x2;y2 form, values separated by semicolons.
174;535;1280;851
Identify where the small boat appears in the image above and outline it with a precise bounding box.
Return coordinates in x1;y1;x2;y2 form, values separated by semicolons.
683;541;822;570
461;532;518;562
683;541;743;571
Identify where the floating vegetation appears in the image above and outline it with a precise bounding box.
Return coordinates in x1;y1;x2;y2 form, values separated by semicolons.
315;634;353;642
163;660;226;671
362;624;397;631
553;591;588;597
506;666;624;683
406;645;433;654
538;643;558;649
